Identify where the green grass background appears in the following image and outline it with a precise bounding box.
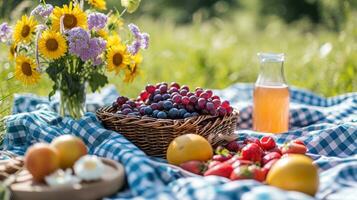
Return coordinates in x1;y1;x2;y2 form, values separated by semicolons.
0;2;356;119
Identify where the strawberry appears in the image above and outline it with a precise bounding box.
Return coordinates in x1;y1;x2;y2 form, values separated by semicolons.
262;152;281;166
204;162;234;178
230;165;266;182
208;160;222;169
212;154;233;162
179;161;207;175
260;136;276;151
225;155;243;165
241;143;263;163
244;137;261;147
282;142;307;154
232;160;253;168
225;140;242;152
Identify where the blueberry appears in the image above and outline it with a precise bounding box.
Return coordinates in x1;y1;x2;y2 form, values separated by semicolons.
152;110;160;118
139;106;146;115
163;101;173;110
162;93;170;100
153;94;163;102
168;108;179;119
158;101;164;110
144;107;153;115
191;112;199;117
157;111;167;119
178;108;187;118
112;101;118;108
183;113;192;118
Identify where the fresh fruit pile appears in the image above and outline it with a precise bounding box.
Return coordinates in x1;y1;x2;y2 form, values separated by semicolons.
175;136;309;183
112;82;234;119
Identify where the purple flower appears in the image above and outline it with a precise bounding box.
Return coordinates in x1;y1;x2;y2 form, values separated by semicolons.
128;23;141;38
67;27;106;62
31;4;53;18
127;23;150;55
0;22;12;43
92;57;103;66
88;12;108;30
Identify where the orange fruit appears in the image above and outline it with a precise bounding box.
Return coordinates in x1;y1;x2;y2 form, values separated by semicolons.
266;154;319;196
166;134;213;165
24;143;60;182
51;135;87;169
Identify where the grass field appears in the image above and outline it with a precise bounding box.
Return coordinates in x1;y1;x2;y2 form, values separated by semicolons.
0;11;356;118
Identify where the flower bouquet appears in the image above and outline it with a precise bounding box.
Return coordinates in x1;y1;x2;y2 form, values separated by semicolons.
0;0;149;119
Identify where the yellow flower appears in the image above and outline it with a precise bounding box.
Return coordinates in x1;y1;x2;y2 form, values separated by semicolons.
13;15;38;43
97;29;108;40
14;55;40;85
107;45;130;74
106;34;121;48
88;0;107;10
38;30;67;59
124;53;142;83
51;3;87;31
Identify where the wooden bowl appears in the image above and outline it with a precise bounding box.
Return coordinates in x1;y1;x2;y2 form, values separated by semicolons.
4;158;125;200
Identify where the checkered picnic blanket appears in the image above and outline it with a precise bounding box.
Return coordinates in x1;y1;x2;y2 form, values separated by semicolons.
1;83;357;200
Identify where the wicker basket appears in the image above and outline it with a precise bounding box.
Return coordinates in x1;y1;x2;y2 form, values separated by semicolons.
96;106;239;158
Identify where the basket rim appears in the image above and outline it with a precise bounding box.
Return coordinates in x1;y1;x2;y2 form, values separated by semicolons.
96;105;239;123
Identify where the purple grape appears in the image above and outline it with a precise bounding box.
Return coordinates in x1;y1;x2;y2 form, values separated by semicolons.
170;82;180;89
191;112;199;117
116;96;128;105
157;111;167;119
170;92;179;98
158;101;164;110
209;109;217;116
121;104;131;109
168;87;179;94
197;98;206;109
181;85;190;91
195;89;203;97
127;100;136;108
139;107;146;115
112;102;118;108
162;93;170;100
217;106;227;116
180;89;188;96
206;102;215;111
212;99;221;108
212;95;220;100
145;84;156;94
172;95;182;103
150;103;159;110
199;92;210;99
187;92;195;97
159;85;168;93
189;95;198;103
182;96;190;105
205;90;213;98
153;94;163;102
154;89;161;95
122;108;132;115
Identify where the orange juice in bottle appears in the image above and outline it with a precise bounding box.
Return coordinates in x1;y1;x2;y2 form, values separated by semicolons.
253;53;289;134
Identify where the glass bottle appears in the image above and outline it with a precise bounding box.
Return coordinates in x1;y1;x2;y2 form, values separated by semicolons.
253;53;289;134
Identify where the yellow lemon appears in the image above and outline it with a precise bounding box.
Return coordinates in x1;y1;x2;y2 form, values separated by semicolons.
166;134;213;165
266;154;319;196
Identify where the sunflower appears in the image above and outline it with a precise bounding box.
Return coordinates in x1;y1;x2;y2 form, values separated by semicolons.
106;45;130;74
108;15;124;31
38;30;67;59
51;3;87;31
88;0;107;10
124;53;142;83
106;35;121;48
14;55;40;85
13;15;37;43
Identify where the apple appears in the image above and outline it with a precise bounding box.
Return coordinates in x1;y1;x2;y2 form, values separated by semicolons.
51;135;87;169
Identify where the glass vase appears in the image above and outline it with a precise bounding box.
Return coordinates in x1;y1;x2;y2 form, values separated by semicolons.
58;81;86;120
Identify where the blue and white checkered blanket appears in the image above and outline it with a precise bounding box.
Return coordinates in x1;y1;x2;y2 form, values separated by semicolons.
1;83;357;200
